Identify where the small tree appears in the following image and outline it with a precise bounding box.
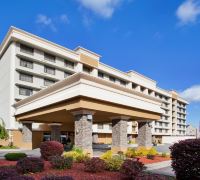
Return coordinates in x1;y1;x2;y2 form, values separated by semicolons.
0;119;9;140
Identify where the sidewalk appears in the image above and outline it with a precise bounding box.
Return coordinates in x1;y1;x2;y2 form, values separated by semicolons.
145;160;175;177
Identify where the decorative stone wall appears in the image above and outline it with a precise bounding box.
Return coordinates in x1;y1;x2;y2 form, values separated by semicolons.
138;121;152;147
49;124;61;141
74;114;93;154
112;119;127;152
92;133;98;144
22;123;32;142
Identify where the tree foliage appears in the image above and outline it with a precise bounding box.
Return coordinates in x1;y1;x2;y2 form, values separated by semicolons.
0;119;9;140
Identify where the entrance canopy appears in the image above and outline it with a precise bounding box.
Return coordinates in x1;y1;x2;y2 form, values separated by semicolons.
14;73;163;124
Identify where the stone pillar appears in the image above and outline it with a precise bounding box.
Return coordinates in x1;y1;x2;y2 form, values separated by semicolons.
138;121;152;147
111;116;129;153
92;133;98;144
22;122;33;149
49;123;62;142
72;110;94;156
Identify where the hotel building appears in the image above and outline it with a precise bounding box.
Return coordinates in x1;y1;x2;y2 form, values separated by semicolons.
0;27;188;151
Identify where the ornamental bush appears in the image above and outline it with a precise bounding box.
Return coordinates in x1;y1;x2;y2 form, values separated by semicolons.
135;147;149;156
63;147;89;163
0;166;18;179
50;155;73;169
125;148;137;158
41;175;74;180
170;139;200;180
120;159;145;178
104;155;124;171
100;150;112;161
5;153;27;161
148;148;157;156
40;141;64;160
84;157;106;173
16;157;44;174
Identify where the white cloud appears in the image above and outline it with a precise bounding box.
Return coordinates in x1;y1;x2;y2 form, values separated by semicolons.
77;0;123;18
60;14;70;23
180;85;200;102
176;0;200;25
36;14;70;32
36;14;57;32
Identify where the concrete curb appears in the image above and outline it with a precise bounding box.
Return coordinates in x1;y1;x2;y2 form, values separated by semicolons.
145;160;171;170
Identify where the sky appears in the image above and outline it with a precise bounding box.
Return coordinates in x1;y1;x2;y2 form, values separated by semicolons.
0;0;200;128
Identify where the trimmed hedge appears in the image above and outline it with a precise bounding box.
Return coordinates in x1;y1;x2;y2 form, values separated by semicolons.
5;153;27;161
40;141;64;160
16;157;44;174
170;139;200;180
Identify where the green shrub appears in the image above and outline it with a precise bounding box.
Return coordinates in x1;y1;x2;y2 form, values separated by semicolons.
135;147;149;156
50;155;73;169
161;152;167;157
5;153;27;161
125;148;137;158
148;147;157;156
104;155;124;171
100;150;112;161
63;147;89;163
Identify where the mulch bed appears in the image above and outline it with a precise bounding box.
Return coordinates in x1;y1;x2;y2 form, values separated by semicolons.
0;156;171;180
138;156;171;164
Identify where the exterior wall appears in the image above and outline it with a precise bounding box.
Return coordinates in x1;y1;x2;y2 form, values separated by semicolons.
0;42;16;129
0;27;189;146
186;125;197;136
162;136;196;144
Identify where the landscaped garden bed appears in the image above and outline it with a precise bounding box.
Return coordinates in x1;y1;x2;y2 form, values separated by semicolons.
0;141;173;180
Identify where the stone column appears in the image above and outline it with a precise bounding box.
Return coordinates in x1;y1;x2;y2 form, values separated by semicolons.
92;133;98;144
72;110;95;156
111;116;129;153
137;121;152;147
49;123;62;142
22;122;33;149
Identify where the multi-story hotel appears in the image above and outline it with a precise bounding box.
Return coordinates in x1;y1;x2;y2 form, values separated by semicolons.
0;27;188;150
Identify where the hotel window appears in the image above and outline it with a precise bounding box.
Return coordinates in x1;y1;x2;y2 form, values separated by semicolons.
140;86;145;93
159;129;162;133
19;87;33;96
19;73;33;83
44;79;55;86
109;76;116;83
65;60;74;69
109;124;112;130
20;59;33;69
132;83;137;89
120;80;126;86
20;44;34;55
83;65;92;74
148;89;152;95
97;124;103;129
64;72;72;78
98;71;104;78
44;53;56;63
44;66;55;75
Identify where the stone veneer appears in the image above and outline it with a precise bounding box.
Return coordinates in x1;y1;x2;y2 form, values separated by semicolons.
74;113;93;155
112;118;128;152
22;123;32;142
138;121;152;147
49;124;61;141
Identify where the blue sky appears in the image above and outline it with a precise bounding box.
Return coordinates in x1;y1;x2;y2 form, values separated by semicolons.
0;0;200;128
